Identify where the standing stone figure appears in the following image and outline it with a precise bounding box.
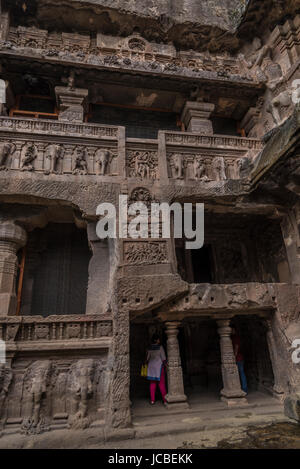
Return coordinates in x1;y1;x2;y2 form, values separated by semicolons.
21;143;38;171
67;359;94;429
22;360;51;433
171;154;184;179
0;142;15;169
95;148;110;175
44;144;64;174
72;146;88;174
194;157;208;181
0;364;13;421
213;157;227;181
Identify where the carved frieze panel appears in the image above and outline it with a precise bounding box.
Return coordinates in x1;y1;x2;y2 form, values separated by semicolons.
123;241;168;265
167;152;242;181
126;150;158;180
2;27;256;82
0;135;118;176
1;355;108;432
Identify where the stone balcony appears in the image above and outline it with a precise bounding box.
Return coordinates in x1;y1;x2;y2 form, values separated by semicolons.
0;116;263;184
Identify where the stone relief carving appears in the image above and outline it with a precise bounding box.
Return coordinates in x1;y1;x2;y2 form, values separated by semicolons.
123;241;168;265
129;187;154;208
72;146;88;175
67;359;94;429
4;26;254;81
170;153;184;179
268;89;294;126
0;365;13;422
0;142;15;170
0;133;119;177
167;153;236;181
20;143;38;171
21;360;52;434
213;156;227;181
44;144;64;174
127;150;158;179
193;157;210;181
95;148;111;175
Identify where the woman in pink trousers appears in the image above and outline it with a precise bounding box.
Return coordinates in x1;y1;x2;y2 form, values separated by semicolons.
146;334;167;405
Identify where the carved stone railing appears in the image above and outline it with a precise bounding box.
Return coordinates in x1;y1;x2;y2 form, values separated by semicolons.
163;131;263;181
0;315;113;352
0;116;263;181
164;131;263;151
0;117;122;176
0;117;119;139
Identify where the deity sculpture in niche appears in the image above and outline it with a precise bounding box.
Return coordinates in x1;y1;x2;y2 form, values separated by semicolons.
194;156;209;181
170;154;184;179
21;143;38;171
72;146;88;175
213;157;227;181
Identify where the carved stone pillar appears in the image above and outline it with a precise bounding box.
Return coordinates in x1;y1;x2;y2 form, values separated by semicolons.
0;221;27;316
85;222;110;315
165;322;188;409
265;319;285;401
217;320;247;406
55;86;88;123
181;101;215;134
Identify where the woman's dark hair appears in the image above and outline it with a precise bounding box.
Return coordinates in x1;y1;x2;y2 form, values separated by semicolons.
151;333;160;343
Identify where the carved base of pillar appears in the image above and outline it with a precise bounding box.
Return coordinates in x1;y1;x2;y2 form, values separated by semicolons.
165;393;189;410
220;388;248;406
272;385;285;402
221;396;248;407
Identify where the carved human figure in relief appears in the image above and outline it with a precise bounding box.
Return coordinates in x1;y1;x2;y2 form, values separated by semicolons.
67;359;94;429
171;154;184;179
95;148;110;175
0;364;13;419
22;360;51;430
72;146;88;174
268;89;293;126
194;157;209;181
21;143;38;171
44;144;64;174
213;157;227;181
0;142;15;170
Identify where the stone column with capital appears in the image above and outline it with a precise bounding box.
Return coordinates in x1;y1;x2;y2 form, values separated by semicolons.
181;101;215;134
265;319;285;400
165;322;188;409
0;221;27;316
55;86;88;123
217;320;248;406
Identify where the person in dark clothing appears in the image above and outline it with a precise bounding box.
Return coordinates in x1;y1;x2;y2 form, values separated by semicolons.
231;327;248;394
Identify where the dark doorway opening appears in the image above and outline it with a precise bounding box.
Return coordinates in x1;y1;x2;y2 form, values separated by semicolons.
21;223;91;316
191;245;214;283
